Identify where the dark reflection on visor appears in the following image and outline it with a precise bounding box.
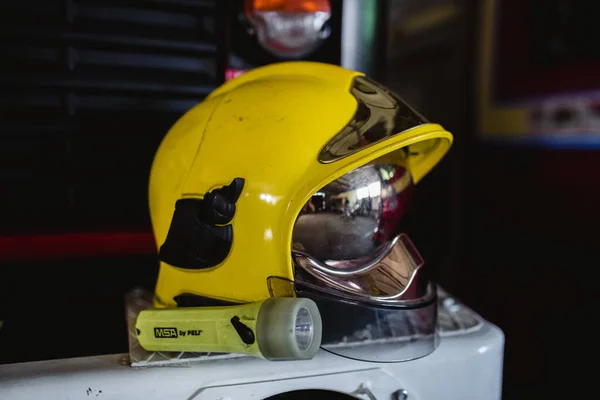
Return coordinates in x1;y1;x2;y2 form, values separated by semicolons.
298;283;438;362
319;76;428;163
267;277;439;362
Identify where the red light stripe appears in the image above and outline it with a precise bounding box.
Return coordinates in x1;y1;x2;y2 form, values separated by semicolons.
0;232;156;261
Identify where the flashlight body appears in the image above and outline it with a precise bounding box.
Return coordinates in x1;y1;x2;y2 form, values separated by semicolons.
136;301;264;357
135;297;322;361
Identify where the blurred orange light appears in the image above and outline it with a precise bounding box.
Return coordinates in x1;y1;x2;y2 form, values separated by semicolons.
247;0;331;13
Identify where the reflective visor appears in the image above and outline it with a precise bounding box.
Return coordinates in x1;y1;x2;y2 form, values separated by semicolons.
293;234;426;303
291;149;425;302
285;75;446;362
290;150;439;362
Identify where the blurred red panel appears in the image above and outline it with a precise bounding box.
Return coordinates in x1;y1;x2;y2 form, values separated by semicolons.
0;232;156;261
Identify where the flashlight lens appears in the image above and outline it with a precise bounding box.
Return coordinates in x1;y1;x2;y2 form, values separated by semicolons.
295;307;314;351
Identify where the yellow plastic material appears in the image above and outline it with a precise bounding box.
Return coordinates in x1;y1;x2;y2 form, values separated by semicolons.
149;61;453;306
136;301;264;357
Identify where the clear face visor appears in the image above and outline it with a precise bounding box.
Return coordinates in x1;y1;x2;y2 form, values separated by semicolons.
289;149;438;362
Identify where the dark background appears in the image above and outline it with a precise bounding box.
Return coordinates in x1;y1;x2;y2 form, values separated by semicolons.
384;1;598;399
1;1;598;399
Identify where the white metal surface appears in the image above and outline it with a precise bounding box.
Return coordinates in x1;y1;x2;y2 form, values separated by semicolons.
0;320;503;399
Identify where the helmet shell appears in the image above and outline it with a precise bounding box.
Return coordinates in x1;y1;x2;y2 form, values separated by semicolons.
149;62;452;305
